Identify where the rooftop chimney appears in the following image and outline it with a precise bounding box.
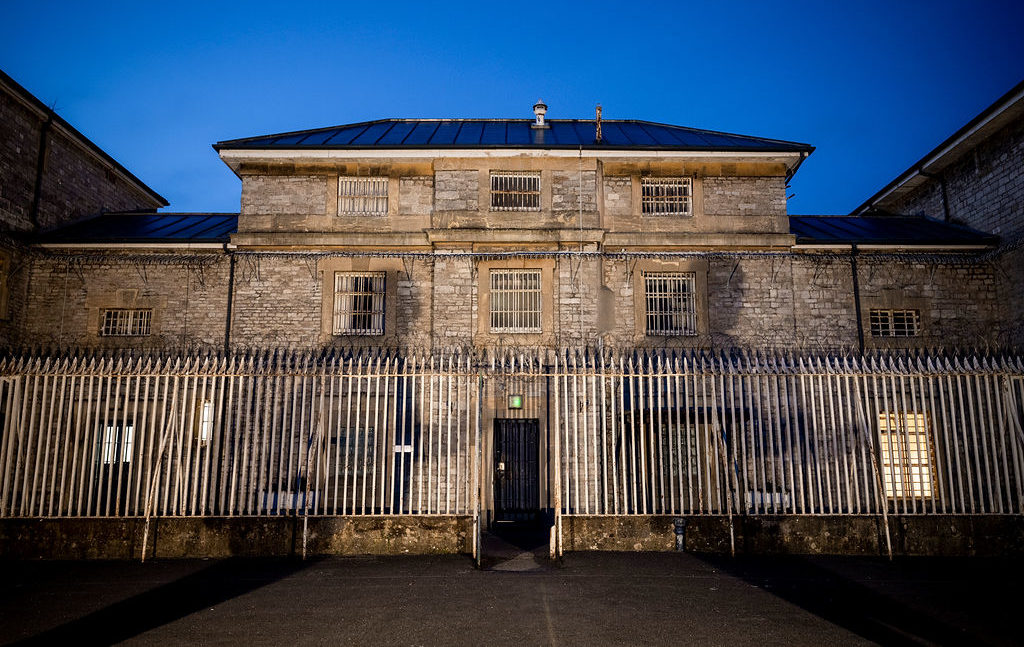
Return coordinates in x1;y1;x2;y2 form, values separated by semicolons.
532;99;549;128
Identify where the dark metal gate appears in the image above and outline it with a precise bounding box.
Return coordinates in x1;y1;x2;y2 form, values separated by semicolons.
493;418;539;521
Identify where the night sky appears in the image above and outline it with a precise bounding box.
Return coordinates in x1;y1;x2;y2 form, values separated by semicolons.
3;0;1022;215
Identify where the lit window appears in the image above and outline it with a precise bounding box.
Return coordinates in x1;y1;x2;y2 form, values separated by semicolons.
338;177;388;215
333;272;385;335
100;309;152;336
643;272;696;336
490;171;540;211
490;269;542;333
102;424;134;464
878;413;934;499
197;399;214;446
870;309;920;337
641;177;692;216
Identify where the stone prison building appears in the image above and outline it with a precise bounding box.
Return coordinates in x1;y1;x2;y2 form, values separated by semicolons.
1;73;1023;559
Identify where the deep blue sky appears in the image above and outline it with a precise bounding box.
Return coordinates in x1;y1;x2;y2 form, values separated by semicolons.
3;1;1022;215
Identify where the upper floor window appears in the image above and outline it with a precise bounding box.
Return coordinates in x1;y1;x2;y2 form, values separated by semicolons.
490;269;542;332
641;177;692;216
333;272;385;335
643;272;696;336
490;171;540;211
870;309;920;337
100;308;152;337
338;177;388;216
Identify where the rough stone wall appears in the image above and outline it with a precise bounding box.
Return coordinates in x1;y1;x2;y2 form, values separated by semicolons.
602;176;631;218
703;176;787;217
599;253;1000;352
710;256;813;349
431;256;473;348
994;245;1024;350
240;175;327;217
434;171;478;212
19;253;230;350
0;89;161;233
8;249;1006;353
856;255;1002;349
0;240;27;347
556;254;600;346
230;255;320;347
399;176;433;216
551;171;597;214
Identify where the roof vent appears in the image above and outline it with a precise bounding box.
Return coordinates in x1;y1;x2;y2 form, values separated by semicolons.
532;99;549;129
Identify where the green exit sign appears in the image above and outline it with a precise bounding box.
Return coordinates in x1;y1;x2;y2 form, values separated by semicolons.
508;394;524;409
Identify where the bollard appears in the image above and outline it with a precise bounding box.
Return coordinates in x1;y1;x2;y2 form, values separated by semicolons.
673;517;687;552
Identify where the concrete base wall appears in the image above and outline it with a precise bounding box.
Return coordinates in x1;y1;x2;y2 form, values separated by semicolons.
562;515;1024;556
0;516;472;560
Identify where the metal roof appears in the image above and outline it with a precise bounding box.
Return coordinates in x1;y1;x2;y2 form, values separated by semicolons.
37;212;238;244
36;212;995;249
214;119;814;153
790;215;998;246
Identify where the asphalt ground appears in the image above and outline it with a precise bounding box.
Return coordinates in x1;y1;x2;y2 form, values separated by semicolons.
1;535;1021;646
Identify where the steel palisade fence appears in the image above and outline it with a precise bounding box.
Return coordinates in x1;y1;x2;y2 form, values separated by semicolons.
1;350;1022;524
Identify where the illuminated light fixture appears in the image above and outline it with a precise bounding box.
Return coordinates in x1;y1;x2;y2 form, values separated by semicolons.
508;394;524;409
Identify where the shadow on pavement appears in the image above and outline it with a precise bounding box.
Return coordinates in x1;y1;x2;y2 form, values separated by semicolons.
9;557;318;646
692;553;989;647
479;520;556;572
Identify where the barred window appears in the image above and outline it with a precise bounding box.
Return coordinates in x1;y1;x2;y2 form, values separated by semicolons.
642;177;692;216
490;269;542;333
878;413;934;499
100;309;152;336
643;272;696;336
338;177;388;215
333;272;385;335
870;309;920;337
490;171;541;211
101;423;134;464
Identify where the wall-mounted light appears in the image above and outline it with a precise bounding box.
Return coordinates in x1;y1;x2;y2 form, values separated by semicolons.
508;394;524;409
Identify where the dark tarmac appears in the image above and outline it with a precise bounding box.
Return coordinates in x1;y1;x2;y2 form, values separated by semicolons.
1;532;1020;646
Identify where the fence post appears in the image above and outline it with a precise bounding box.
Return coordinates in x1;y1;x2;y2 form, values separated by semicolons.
474;366;483;567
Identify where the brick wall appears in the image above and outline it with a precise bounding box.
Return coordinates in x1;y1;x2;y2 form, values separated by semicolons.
0;92;39;231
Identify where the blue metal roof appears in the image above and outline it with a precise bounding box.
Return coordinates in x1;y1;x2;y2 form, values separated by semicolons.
37;212;238;244
214;119;814;153
789;215;998;246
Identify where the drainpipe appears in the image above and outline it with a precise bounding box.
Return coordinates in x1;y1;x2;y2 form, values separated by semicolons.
29;111;54;230
850;244;865;355
223;246;236;354
919;170;952;223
